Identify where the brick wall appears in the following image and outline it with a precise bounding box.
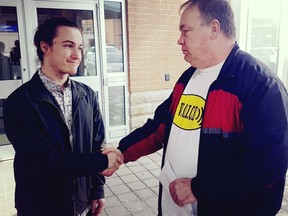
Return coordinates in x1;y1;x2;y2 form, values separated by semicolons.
129;89;172;130
126;0;189;92
126;0;190;130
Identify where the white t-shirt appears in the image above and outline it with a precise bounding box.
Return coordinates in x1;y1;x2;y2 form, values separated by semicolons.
160;62;224;216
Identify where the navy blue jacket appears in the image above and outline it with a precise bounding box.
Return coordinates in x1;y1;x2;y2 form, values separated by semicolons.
119;44;288;215
4;72;107;216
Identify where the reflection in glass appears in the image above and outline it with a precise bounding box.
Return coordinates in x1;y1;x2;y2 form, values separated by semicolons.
109;86;125;126
0;6;21;80
248;0;280;72
0;99;10;146
36;8;97;76
104;2;124;73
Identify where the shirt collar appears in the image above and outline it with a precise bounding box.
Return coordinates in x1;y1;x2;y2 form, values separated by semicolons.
38;69;71;92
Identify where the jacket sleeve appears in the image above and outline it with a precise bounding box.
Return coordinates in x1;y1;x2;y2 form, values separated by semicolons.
191;76;288;201
3;90;108;183
118;95;173;163
90;93;106;199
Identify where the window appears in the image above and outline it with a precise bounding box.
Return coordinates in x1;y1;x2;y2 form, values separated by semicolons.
104;1;124;73
232;0;288;87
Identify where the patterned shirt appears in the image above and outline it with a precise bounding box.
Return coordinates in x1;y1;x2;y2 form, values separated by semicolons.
38;69;73;146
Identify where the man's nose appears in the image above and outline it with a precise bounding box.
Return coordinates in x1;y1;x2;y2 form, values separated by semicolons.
72;48;82;59
177;35;184;45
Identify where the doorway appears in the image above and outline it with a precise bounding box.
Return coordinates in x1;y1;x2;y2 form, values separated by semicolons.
0;0;129;156
0;0;28;161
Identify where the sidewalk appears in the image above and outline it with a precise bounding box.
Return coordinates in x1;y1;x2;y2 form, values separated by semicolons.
1;147;288;216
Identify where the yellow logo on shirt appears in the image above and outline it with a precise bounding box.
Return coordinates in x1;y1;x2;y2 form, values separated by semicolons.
173;95;205;130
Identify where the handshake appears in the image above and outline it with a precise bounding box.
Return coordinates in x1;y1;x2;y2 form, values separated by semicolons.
100;147;124;177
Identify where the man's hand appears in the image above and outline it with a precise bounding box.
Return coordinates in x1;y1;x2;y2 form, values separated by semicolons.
91;199;105;216
100;147;124;177
169;178;197;207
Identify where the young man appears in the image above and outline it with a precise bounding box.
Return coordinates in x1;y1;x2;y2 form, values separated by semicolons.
4;17;123;216
118;0;288;215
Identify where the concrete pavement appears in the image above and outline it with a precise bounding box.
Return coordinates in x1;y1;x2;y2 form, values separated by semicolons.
1;146;288;216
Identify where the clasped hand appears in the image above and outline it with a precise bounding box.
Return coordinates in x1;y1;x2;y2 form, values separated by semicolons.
169;178;197;207
100;147;124;177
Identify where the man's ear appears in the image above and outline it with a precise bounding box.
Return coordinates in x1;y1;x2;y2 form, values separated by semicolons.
210;19;221;39
40;41;49;53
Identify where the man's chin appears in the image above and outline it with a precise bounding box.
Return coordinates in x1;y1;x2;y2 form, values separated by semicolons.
67;68;78;75
184;56;191;64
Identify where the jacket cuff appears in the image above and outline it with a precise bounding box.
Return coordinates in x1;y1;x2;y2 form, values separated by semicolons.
191;177;200;200
90;185;104;200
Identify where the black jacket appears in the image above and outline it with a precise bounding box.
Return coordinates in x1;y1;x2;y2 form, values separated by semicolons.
119;44;288;215
4;72;108;216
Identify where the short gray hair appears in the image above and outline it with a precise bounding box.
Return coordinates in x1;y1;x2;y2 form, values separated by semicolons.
180;0;236;39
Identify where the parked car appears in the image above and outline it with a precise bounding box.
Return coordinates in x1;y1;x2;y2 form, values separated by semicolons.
85;45;123;75
250;47;278;71
86;46;96;59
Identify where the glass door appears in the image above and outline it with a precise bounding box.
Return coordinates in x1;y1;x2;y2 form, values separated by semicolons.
100;1;129;142
26;1;103;108
232;0;288;85
0;0;129;147
32;1;130;143
0;0;29;160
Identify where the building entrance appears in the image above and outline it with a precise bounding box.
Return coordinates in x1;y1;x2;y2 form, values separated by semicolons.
0;0;129;161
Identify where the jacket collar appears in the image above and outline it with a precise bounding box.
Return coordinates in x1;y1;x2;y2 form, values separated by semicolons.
29;71;87;107
218;42;240;79
183;42;240;83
